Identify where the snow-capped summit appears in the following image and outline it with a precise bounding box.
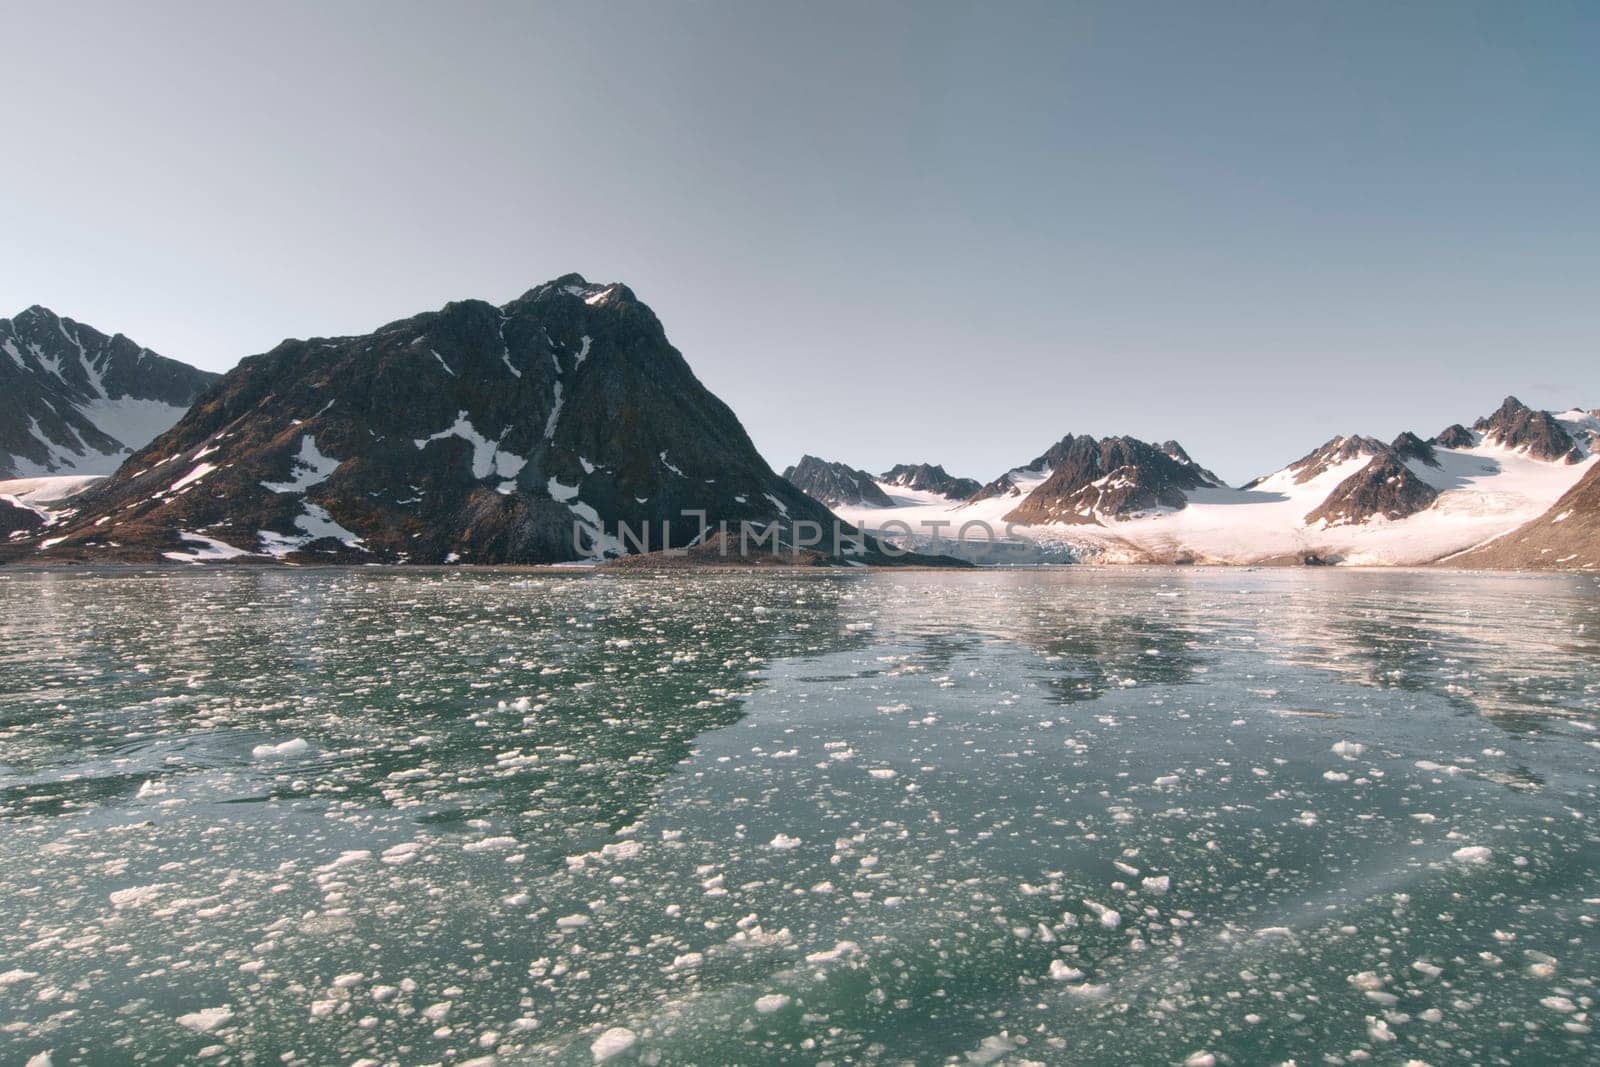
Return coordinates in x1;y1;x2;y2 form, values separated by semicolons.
0;306;219;477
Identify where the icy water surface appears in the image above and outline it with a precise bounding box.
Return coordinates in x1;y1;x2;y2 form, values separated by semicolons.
1;567;1597;1066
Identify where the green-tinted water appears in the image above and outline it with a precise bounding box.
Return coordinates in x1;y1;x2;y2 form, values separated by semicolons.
1;567;1596;1065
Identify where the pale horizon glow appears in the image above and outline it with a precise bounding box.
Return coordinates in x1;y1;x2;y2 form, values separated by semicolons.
2;1;1596;484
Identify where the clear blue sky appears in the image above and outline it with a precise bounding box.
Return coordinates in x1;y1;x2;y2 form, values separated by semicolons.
3;1;1596;483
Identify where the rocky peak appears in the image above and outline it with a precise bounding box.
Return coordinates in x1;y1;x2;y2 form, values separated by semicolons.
1432;424;1475;448
1;307;219;476
879;462;982;500
1001;433;1220;526
784;455;893;508
1473;395;1580;461
1387;431;1440;468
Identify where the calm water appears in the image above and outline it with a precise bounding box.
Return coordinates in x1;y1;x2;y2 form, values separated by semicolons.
1;567;1597;1066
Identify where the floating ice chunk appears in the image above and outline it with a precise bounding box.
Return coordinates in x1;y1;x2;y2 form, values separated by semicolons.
556;913;590;928
0;969;40;986
1541;995;1578;1013
754;993;791;1014
1332;740;1365;758
804;940;860;964
381;842;421;865
1451;846;1492;865
109;884;165;909
868;768;897;779
25;1053;52;1067
1184;1053;1217;1067
1048;959;1085;981
463;836;519;852
591;1026;637;1062
252;738;309;759
1141;875;1170;895
176;1006;234;1033
768;833;801;850
1083;899;1121;929
317;851;371;872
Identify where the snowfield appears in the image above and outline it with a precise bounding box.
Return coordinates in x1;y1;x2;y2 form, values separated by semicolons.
833;417;1599;566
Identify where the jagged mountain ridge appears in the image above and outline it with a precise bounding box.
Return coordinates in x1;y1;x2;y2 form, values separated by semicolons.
1000;434;1222;525
782;456;893;508
822;396;1599;569
0;306;219;477
16;276;907;565
879;463;982;501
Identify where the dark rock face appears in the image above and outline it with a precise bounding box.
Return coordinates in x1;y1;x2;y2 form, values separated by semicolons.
1473;396;1580;461
1001;434;1220;525
0;496;44;539
879;462;982;500
1305;450;1439;527
1449;462;1600;571
0;306;219;477
968;435;1096;502
783;455;894;508
1432;424;1475;448
18;276;907;565
1387;431;1440;468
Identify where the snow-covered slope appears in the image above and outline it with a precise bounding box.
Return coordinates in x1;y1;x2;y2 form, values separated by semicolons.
0;306;219;477
832;400;1600;567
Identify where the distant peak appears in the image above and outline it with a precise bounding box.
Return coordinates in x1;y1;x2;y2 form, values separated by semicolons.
509;274;636;311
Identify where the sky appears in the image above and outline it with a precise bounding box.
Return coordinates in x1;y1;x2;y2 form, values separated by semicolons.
3;1;1597;484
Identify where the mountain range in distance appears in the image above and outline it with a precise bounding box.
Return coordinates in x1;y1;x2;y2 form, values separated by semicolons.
805;396;1600;570
1;278;1596;571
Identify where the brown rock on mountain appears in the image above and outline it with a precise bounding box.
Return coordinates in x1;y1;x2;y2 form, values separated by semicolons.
1304;439;1439;527
1473;395;1581;462
1444;462;1600;571
1001;434;1220;526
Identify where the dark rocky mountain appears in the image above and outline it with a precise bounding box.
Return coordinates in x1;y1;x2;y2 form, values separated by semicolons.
968;435;1096;503
1432;423;1475;449
1448;461;1600;571
1000;434;1221;525
0;495;45;540
879;462;981;501
1386;430;1440;468
0;306;219;477
1304;432;1444;527
13;276;942;566
1472;395;1582;461
783;455;893;508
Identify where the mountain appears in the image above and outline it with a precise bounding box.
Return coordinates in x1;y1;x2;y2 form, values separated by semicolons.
1446;461;1600;571
1241;435;1384;490
879;463;981;501
13;276;924;566
783;455;893;508
0;306;219;478
999;434;1222;525
1471;395;1586;461
1302;433;1441;527
829;398;1598;567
